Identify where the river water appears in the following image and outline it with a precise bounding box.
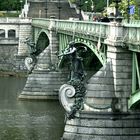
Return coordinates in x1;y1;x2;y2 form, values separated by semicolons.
0;76;65;140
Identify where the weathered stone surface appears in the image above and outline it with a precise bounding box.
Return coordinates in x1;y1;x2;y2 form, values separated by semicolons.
19;70;68;99
62;112;140;140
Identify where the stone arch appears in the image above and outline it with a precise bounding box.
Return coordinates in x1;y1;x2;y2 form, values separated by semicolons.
74;38;107;65
8;29;16;38
58;37;107;66
35;30;50;55
0;29;5;38
58;40;106;81
129;52;140;109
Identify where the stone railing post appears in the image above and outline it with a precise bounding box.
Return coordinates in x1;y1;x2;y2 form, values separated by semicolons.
48;19;59;69
105;22;132;112
18;19;32;56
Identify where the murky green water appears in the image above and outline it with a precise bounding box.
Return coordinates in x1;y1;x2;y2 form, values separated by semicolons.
0;76;65;140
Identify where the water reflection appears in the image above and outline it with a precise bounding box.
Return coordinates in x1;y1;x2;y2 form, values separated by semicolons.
0;77;65;140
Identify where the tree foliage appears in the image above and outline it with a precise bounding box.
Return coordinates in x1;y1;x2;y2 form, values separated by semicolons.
119;0;139;19
0;0;25;11
72;0;111;12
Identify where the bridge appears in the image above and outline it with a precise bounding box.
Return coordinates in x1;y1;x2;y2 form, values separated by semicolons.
18;18;140;139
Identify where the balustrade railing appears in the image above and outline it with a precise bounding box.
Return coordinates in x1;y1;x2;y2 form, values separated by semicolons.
32;18;109;39
32;18;140;49
123;20;140;46
0;17;31;24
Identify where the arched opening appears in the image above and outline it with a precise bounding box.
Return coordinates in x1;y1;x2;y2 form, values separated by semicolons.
8;29;16;38
58;42;103;81
0;29;5;38
129;52;140;110
36;32;49;55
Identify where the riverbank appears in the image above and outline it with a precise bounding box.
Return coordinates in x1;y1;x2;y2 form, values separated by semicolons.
0;71;28;77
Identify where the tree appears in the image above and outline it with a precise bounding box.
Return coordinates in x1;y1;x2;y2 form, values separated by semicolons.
119;0;139;19
0;0;25;11
70;0;107;12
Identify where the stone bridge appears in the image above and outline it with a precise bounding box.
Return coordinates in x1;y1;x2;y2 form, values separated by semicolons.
19;18;140;140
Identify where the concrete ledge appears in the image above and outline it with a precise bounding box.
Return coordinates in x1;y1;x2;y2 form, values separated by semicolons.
18;94;58;100
62;111;140;140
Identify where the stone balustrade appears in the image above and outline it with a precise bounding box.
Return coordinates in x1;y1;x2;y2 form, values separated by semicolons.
32;18;140;51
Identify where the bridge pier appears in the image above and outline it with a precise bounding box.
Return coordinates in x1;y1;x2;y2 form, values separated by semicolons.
19;26;68;100
16;19;32;72
62;47;133;140
18;18;140;139
61;22;137;140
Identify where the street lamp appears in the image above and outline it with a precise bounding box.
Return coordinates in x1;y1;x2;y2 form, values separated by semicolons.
91;1;94;10
107;0;109;8
111;0;123;22
85;1;88;12
57;0;61;19
114;0;121;17
78;0;82;20
127;0;130;23
20;0;23;11
45;0;48;18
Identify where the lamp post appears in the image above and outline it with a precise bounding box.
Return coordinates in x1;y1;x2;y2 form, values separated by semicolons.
57;0;61;19
20;0;23;11
107;0;109;8
45;0;48;18
110;0;123;22
127;0;130;23
114;0;121;17
91;2;94;21
90;0;94;10
79;0;82;20
85;1;88;12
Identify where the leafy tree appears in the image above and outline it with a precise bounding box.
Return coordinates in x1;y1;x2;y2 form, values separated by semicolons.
70;0;108;12
0;0;25;11
119;0;139;19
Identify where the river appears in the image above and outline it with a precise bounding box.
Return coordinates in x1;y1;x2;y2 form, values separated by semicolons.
0;76;65;140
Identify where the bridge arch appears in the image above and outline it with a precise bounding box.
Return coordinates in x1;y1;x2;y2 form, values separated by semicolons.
8;29;16;38
0;29;5;38
129;52;140;109
74;38;107;65
58;36;107;68
35;30;50;55
58;40;106;80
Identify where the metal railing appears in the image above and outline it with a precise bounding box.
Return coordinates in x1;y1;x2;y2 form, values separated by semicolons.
0;17;32;24
32;18;140;50
32;18;110;39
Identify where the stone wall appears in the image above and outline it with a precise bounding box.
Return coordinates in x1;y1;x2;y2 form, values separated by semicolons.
0;44;17;71
0;18;32;73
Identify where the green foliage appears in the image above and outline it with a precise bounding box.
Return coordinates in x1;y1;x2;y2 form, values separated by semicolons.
70;0;108;12
0;0;25;11
119;0;139;19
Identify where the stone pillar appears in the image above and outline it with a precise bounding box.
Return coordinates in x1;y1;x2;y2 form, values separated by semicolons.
62;22;135;140
105;22;132;112
48;19;59;69
19;19;68;100
5;29;8;38
18;19;32;56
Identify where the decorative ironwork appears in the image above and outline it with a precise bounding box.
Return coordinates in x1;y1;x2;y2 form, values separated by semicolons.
128;52;140;109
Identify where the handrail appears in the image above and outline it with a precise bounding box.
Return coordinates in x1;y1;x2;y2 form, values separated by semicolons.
32;18;140;48
32;18;109;39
